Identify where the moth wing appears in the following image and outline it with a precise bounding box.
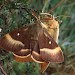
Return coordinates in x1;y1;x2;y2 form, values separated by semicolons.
38;29;64;63
13;53;33;62
39;62;50;73
0;26;31;62
31;41;45;63
32;41;50;73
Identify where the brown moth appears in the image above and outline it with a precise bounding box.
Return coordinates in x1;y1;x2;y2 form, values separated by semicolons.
0;13;64;73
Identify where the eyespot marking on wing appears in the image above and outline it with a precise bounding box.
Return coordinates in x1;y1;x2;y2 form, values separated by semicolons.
17;33;20;36
0;28;2;32
49;41;51;44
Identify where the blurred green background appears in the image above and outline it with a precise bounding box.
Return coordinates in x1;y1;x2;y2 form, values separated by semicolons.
0;0;75;75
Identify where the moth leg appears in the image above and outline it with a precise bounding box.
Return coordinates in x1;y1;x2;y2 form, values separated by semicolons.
39;62;50;73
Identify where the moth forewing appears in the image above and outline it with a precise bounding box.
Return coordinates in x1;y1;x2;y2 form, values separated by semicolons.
38;16;64;62
38;27;64;72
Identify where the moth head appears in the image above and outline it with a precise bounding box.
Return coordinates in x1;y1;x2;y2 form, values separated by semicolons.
39;13;59;29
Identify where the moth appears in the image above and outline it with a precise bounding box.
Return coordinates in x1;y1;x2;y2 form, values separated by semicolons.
0;13;64;73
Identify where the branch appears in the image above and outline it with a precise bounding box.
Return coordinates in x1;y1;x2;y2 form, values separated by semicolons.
0;64;7;75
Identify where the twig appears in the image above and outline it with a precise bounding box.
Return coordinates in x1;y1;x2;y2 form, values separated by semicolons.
60;28;75;30
62;2;75;7
42;0;50;13
55;15;71;18
48;0;64;13
0;64;7;75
